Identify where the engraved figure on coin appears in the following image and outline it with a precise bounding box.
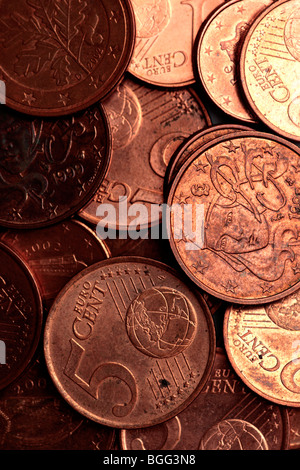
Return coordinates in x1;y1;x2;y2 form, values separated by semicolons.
131;416;181;449
220;22;249;63
197;143;298;282
199;419;268;450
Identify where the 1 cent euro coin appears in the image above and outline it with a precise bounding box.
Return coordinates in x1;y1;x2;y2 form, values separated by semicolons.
240;0;300;142
44;257;216;428
167;130;300;304
224;291;300;407
0;0;135;116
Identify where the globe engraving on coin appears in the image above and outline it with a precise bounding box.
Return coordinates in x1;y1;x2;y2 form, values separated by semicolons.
168;131;300;304
126;286;196;359
199;419;268;450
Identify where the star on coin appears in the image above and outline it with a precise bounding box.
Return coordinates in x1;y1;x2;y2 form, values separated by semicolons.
22;92;36;105
222;280;238;293
224;141;240;153
260;283;272;293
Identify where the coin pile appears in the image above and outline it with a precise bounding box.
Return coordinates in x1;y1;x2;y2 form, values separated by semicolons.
0;0;299;452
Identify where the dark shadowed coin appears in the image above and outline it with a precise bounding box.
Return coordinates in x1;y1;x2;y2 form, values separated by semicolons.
120;348;290;450
0;242;43;390
0;350;115;450
44;256;216;428
168;130;300;304
0;104;111;229
0;0;135;116
0;220;110;308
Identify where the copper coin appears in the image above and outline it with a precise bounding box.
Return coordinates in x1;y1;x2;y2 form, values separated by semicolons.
0;103;110;229
44;256;216;428
224;291;300;407
0;0;135;116
288;408;300;449
0;242;43;390
0;219;110;307
164;123;253;198
240;0;300;142
196;0;274;122
128;0;226;87
0;350;115;450
79;77;210;230
167;130;300;304
120;348;290;450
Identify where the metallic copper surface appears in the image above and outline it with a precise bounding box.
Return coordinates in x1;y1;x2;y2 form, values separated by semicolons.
79;77;210;230
120;348;290;450
0;0;135;116
128;0;226;87
196;0;273;122
0;220;110;307
288;408;300;449
0;103;111;229
44;256;216;428
0;242;43;390
0;350;115;450
168;130;300;304
224;292;300;407
164;123;252;197
240;0;300;142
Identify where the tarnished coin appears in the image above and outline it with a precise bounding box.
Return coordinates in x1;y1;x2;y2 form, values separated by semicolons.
0;351;116;450
164;124;252;197
0;242;43;391
196;0;273;122
128;0;226;87
0;220;110;307
240;0;300;142
0;103;110;229
120;348;290;450
224;292;300;407
167;130;300;304
0;0;135;116
288;408;300;449
44;257;216;428
79;77;210;230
